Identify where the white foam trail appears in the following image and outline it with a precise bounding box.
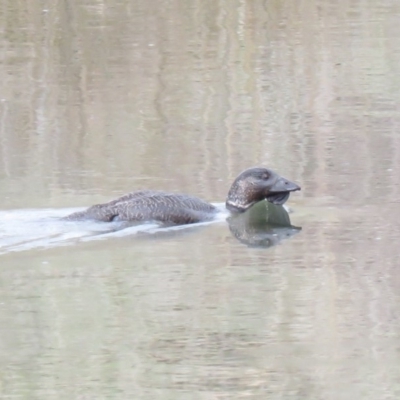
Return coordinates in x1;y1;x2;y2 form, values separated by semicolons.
0;205;227;254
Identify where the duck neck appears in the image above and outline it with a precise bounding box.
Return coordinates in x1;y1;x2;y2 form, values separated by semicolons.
225;182;258;213
226;200;252;213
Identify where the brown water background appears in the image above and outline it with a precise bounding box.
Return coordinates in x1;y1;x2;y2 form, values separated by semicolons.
1;1;400;399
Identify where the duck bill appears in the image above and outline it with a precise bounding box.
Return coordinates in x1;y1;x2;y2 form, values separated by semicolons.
265;177;301;205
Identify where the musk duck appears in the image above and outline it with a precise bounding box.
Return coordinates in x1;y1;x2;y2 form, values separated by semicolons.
64;167;300;225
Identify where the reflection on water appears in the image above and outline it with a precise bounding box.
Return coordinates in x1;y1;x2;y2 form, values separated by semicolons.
228;202;301;248
0;201;299;254
1;0;400;399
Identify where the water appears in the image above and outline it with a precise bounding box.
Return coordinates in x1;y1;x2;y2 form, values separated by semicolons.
1;0;400;399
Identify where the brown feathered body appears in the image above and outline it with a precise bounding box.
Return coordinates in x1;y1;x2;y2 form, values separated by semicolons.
64;167;301;225
65;190;218;224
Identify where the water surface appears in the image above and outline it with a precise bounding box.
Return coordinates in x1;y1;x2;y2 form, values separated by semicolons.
1;0;400;399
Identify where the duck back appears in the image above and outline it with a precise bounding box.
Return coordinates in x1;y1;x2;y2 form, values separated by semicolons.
64;190;218;225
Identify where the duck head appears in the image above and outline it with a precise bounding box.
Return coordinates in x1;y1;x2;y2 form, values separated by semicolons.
225;167;301;213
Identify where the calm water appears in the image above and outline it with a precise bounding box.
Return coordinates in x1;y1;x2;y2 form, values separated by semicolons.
1;0;400;399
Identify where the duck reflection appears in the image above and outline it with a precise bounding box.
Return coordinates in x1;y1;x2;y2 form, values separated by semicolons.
227;201;301;248
105;201;301;249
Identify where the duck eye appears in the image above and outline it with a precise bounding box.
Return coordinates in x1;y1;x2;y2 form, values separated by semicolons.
261;173;269;180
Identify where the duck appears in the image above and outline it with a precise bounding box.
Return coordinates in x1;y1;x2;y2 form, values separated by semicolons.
64;167;301;225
